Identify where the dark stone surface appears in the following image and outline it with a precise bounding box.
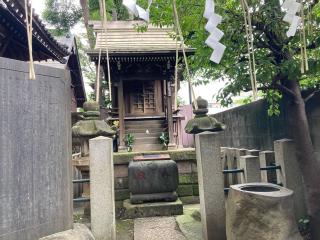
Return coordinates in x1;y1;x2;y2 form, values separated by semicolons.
0;58;73;240
128;160;179;203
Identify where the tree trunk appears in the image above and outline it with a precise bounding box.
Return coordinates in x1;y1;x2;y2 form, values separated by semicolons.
285;79;320;239
79;0;95;49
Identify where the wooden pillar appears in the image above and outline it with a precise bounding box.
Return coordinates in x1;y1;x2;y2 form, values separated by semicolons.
167;80;176;150
118;79;126;151
95;63;103;105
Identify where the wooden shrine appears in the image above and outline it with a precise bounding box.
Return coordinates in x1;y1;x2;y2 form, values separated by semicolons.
87;21;195;151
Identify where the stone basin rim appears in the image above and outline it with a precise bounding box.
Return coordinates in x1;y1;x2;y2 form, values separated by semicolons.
230;183;293;197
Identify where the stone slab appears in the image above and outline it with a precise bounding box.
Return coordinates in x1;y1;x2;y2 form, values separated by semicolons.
39;224;94;240
123;199;183;219
134;217;186;240
176;205;203;240
0;58;73;240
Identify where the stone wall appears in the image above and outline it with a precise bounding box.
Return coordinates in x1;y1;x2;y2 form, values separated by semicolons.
213;94;320;160
0;58;73;240
113;149;199;218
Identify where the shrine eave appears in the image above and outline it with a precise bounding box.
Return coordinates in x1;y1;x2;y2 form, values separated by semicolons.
87;49;196;63
0;0;70;63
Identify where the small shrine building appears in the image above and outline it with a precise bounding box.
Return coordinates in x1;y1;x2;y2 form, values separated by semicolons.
87;21;195;151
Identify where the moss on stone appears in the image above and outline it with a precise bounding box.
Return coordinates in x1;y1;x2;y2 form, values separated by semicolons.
180;196;200;204
116;219;134;240
192;185;199;196
113;149;196;165
177;185;194;197
179;173;198;184
115;189;130;201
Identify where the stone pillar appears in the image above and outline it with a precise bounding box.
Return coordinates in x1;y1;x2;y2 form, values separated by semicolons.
235;149;247;184
240;155;261;183
259;151;275;183
246;149;260;156
195;132;226;240
274;139;307;221
226;148;237;186
80;138;90;157
221;147;229;188
90;137;116;240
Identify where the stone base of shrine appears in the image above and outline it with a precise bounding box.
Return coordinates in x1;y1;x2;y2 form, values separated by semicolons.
122;199;183;219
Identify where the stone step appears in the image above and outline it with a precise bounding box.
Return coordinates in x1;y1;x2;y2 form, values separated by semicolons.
133;144;164;152
125;123;166;130
135;137;160;144
125;119;166;126
126;128;167;134
132;132;163;138
124;199;183;219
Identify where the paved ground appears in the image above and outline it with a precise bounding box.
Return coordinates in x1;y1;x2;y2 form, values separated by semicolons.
74;204;202;240
134;217;186;240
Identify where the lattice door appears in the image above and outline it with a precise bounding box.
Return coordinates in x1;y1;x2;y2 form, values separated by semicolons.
131;81;156;115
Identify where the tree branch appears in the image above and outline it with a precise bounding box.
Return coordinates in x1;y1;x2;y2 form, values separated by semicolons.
304;89;320;103
274;83;297;99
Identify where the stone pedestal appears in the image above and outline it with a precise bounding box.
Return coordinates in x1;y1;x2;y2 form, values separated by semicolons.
90;137;115;240
226;183;302;240
195;132;226;240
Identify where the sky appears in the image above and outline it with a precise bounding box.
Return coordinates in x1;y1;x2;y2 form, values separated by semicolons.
33;2;228;105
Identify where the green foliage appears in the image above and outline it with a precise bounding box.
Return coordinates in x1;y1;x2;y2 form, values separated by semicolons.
147;0;320;108
298;217;311;236
76;35;96;100
89;0;129;20
42;0;82;36
159;132;169;150
124;133;135;152
265;90;282;116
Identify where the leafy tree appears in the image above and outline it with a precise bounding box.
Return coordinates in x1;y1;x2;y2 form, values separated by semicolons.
42;0;82;36
147;0;320;238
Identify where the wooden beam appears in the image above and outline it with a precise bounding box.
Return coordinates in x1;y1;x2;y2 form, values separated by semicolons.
167;80;175;146
118;78;126;151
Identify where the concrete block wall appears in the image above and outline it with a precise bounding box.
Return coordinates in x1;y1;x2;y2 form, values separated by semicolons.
214;95;320;160
112;149;199;218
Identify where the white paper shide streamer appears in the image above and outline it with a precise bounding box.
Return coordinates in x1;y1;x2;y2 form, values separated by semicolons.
123;0;152;22
282;0;301;37
204;0;225;64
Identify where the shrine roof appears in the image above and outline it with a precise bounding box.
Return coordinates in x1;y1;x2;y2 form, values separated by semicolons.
88;20;195;56
0;0;69;63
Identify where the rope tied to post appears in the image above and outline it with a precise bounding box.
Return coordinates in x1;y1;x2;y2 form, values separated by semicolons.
24;0;36;80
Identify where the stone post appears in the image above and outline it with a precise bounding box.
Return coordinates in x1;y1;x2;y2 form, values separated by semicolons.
274;139;307;221
235;149;247;184
259;151;275;183
90;137;116;240
240;155;261;183
226;148;237;186
195;132;226;240
246;149;260;156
